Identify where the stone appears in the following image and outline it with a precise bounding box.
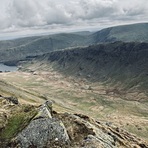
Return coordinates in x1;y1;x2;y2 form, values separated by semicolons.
15;101;70;148
17;118;70;148
5;96;19;105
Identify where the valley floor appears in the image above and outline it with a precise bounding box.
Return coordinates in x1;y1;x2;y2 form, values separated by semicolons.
0;69;148;142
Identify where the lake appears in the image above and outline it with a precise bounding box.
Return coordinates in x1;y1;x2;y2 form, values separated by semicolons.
0;63;18;72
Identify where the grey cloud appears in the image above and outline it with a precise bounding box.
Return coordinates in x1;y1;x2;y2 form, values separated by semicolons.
0;0;148;33
9;0;72;27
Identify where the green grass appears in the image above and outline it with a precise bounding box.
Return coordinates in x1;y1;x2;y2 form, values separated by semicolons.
0;108;37;142
125;124;148;140
1;114;26;139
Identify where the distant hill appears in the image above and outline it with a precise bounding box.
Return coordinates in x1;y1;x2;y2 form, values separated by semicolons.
0;33;89;64
0;36;40;51
0;23;148;63
91;23;148;43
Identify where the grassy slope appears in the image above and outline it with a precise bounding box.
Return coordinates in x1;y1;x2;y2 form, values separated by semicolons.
0;33;88;63
0;79;45;105
92;23;148;43
0;70;148;141
0;79;39;146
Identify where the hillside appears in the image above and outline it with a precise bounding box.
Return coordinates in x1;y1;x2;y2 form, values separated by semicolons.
0;23;148;64
0;69;148;147
91;23;148;43
0;23;148;147
23;41;148;97
0;98;147;148
0;33;89;64
0;36;40;51
0;93;147;147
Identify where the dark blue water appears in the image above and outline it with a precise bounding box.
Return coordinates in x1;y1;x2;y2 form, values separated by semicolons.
0;63;18;72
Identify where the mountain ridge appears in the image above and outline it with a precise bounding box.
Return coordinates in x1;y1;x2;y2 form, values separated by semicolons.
0;23;148;64
91;23;148;43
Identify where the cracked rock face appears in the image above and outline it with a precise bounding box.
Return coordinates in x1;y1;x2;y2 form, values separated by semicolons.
17;118;70;148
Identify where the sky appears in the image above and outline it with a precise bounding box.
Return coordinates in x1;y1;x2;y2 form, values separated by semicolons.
0;0;148;39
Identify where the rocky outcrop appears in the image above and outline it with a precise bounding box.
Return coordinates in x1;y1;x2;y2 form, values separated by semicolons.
0;95;19;105
5;96;19;105
14;101;70;148
16;118;70;148
10;101;148;148
56;113;148;148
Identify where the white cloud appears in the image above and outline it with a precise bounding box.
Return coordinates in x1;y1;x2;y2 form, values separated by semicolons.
0;0;148;35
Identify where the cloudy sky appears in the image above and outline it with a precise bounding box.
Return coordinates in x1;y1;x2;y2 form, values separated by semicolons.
0;0;148;39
